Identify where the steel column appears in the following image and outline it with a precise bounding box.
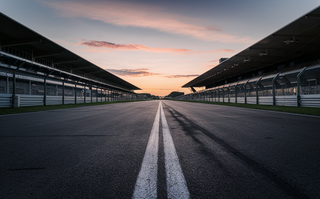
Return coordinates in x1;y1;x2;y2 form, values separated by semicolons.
227;86;230;103
256;76;263;105
62;76;71;105
29;80;32;95
244;80;250;104
62;80;65;105
12;62;25;107
94;87;97;102
44;71;53;106
84;83;87;104
272;73;280;106
222;89;225;103
6;77;9;94
90;85;93;103
100;88;102;102
74;80;79;104
235;83;239;103
297;67;307;107
105;89;107;102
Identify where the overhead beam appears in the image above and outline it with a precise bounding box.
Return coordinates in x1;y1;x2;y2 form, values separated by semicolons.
86;70;104;74
53;59;79;65
33;51;63;58
305;14;320;19
71;65;94;70
1;38;42;47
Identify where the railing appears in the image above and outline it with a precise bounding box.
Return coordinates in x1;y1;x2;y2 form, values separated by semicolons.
176;66;320;108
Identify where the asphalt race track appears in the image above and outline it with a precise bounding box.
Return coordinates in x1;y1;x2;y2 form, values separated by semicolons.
1;100;320;198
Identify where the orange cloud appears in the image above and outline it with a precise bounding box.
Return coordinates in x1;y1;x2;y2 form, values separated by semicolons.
42;0;254;43
81;40;191;54
108;68;161;77
107;68;198;79
80;40;237;55
165;75;199;78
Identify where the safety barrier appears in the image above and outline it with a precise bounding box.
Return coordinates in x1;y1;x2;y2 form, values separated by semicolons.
0;93;11;108
177;65;320;108
0;93;131;108
301;94;320;107
20;95;43;107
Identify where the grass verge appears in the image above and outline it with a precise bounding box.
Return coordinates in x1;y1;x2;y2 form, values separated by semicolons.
171;100;320;116
0;100;141;115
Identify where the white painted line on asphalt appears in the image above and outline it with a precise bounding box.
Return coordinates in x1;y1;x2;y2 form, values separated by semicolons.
160;102;190;199
132;102;161;199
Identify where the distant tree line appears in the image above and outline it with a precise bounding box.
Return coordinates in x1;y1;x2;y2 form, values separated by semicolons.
164;91;184;99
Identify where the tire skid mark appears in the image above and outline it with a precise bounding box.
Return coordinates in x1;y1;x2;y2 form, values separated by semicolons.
162;102;309;199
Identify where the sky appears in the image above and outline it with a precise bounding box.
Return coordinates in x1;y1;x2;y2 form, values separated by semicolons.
0;0;319;96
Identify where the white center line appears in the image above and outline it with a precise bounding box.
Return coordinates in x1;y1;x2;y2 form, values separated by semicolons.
133;101;190;199
132;102;161;199
160;102;190;199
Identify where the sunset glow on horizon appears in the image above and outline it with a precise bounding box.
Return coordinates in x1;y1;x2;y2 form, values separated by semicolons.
1;0;319;96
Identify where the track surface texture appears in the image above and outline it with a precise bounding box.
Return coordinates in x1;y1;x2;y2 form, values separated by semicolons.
1;100;319;199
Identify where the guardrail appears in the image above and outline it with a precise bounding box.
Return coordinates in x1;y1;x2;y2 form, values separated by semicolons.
177;66;320;108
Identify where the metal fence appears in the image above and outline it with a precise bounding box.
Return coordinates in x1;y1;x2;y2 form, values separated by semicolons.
176;65;320;108
0;71;138;108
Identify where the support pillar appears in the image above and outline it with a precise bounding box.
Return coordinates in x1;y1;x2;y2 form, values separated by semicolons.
12;62;25;107
222;89;225;103
96;87;98;102
75;80;79;104
62;79;65;105
235;83;238;104
6;77;9;94
44;71;53;106
90;85;93;103
297;67;307;107
29;80;32;95
101;88;103;102
272;74;280;106
256;77;263;105
227;87;230;103
84;84;86;104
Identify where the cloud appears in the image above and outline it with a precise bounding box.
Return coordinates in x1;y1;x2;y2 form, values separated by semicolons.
81;40;191;54
80;40;237;54
42;0;254;43
107;68;198;79
107;68;161;77
165;75;199;78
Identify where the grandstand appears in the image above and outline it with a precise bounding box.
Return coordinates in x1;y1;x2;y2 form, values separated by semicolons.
0;12;141;108
180;6;320;108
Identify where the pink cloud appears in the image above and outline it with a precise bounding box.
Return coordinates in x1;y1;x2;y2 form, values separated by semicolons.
81;40;191;54
80;40;237;54
42;0;254;43
108;68;161;77
165;75;199;78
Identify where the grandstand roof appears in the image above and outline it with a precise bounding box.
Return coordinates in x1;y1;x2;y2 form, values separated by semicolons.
183;6;320;88
0;12;140;91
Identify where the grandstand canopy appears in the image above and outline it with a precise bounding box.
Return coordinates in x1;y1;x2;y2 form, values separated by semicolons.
183;6;320;88
0;12;140;91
